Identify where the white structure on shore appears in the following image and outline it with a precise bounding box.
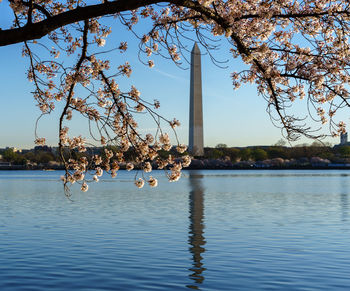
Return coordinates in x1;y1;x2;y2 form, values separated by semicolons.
189;43;204;156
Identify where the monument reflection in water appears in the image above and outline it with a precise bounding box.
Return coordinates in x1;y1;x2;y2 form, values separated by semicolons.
187;171;206;289
340;176;349;222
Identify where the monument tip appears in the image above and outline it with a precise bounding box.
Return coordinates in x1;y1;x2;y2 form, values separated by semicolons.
192;42;200;53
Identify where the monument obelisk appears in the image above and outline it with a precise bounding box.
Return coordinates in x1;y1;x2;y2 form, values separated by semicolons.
189;43;204;156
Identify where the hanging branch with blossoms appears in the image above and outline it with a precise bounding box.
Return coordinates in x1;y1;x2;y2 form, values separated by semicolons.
2;0;350;194
10;1;191;196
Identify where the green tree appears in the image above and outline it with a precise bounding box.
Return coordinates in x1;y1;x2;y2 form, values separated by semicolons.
338;146;350;158
3;149;16;162
24;152;35;162
13;156;28;165
240;148;252;161
35;152;55;164
225;148;240;162
251;148;268;161
267;147;289;159
205;148;224;160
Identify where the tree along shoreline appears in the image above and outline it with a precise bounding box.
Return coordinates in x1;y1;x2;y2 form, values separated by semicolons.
1;160;350;171
2;144;350;171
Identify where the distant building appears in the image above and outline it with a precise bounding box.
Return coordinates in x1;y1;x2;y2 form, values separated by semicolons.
5;147;22;153
340;132;348;145
337;132;350;147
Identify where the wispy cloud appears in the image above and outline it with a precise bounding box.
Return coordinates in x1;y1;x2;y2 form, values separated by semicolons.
138;127;159;132
153;68;188;82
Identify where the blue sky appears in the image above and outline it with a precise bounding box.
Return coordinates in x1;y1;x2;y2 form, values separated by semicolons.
0;3;343;149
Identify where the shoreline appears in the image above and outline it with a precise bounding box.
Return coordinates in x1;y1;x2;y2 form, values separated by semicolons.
1;165;350;171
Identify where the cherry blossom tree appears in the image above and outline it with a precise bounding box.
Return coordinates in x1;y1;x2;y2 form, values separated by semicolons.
1;0;350;195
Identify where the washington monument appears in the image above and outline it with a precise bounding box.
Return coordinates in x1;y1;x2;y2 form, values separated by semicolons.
189;43;204;156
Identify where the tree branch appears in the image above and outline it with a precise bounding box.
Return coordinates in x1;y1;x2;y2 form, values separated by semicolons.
21;0;52;19
0;0;164;46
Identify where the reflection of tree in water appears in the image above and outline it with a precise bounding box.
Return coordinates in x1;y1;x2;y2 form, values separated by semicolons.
187;172;206;290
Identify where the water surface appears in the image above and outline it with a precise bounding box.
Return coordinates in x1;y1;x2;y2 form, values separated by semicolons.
1;170;350;290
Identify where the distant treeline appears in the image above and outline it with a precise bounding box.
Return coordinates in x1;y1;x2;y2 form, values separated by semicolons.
2;144;350;166
0;147;58;165
204;144;350;163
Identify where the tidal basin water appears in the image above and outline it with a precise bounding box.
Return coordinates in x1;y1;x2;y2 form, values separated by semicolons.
1;170;350;290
